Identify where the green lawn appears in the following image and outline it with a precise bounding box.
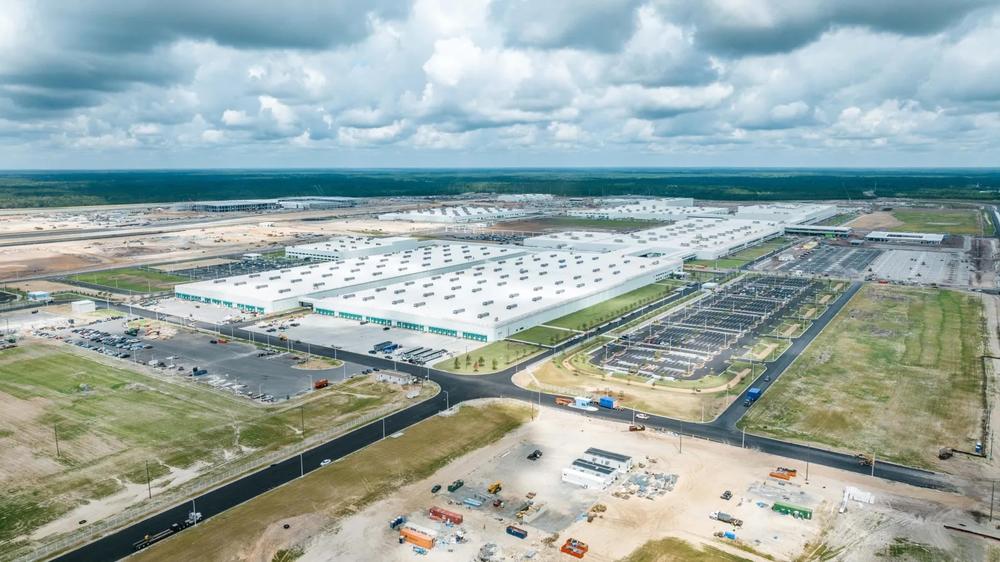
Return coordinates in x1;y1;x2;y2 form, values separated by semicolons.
434;340;545;374
132;402;531;562
68;267;188;293
889;208;984;235
0;344;421;555
727;238;790;261
546;283;677;331
686;258;748;270
509;325;577;346
740;285;985;469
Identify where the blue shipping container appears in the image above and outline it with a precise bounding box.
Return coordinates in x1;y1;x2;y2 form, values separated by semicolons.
506;525;528;539
747;388;762;400
598;396;616;409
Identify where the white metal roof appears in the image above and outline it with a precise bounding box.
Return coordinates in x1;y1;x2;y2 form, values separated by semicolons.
311;249;679;328
175;242;525;306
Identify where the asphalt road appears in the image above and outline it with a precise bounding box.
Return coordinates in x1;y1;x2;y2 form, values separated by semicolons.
51;281;952;562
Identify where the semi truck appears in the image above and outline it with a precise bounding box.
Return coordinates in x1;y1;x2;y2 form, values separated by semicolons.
598;396;622;410
743;387;762;407
132;511;202;551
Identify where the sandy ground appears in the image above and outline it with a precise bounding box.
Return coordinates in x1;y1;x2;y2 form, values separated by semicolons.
846;211;904;231
0;214;444;282
153;258;235;272
293;406;989;562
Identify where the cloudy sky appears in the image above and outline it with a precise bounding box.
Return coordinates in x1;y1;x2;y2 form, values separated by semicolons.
1;0;999;169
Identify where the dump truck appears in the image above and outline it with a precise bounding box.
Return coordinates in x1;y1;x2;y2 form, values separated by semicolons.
743;387;762;407
313;378;329;390
628;424;646;432
487;481;502;495
447;479;464;492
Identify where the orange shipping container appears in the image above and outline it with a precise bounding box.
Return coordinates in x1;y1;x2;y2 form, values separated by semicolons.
555;396;573;406
400;528;434;550
429;506;463;525
769;471;791;480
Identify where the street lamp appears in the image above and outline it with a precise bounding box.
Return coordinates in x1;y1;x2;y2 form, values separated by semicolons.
443;390;450;410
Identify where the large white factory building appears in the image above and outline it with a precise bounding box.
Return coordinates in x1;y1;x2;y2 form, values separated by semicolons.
567;197;728;220
377;206;528;223
306;249;679;341
523;217;783;260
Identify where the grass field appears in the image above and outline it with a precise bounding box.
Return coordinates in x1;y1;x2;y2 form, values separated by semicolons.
546;282;679;332
0;343;424;554
621;537;751;562
433;340;545;374
727;238;790;261
889;208;984;235
132;401;532;562
68;267;188;293
509;324;577;346
740;285;984;469
686;257;748;270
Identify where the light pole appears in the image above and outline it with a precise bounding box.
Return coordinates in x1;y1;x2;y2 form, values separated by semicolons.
443;390;450;410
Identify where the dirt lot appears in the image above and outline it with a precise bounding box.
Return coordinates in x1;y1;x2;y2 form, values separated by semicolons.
845;211;904;230
298;406;993;562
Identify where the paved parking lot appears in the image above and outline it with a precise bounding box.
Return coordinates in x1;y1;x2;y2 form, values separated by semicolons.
248;313;477;364
59;319;367;402
867;249;973;286
142;297;257;324
761;245;881;278
165;255;325;282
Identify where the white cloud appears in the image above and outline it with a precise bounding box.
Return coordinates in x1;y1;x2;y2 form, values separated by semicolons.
258;95;296;127
221;109;250;126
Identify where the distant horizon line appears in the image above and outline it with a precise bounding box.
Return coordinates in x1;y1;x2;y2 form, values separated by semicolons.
1;165;999;173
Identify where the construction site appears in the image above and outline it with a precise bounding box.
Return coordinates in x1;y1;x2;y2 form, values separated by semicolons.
288;404;992;562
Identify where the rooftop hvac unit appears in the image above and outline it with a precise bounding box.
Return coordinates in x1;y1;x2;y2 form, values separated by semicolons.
509;293;519;298
506;304;518;310
394;289;405;294
234;281;246;286
472;287;482;292
573;275;582;280
301;270;311;275
595;278;602;282
250;273;260;278
290;279;302;283
500;274;509;279
519;276;528;280
344;294;355;299
376;287;387;292
313;283;325;288
423;283;433;288
498;281;507;286
423;292;434;297
269;276;280;280
321;273;332;278
477;279;487;284
483;300;494;306
213;279;225;284
451;286;461;290
576;283;585;288
256;284;267;289
363;296;374;301
444;294;455;300
532;296;542;302
534;286;543;291
345;276;355;281
405;281;415;286
555;280;564;285
556;289;565;294
279;288;291;294
414;302;426;307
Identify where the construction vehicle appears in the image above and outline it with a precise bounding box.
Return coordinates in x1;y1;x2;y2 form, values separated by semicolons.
313;378;329;390
132;511;201;551
710;511;743;527
527;449;543;461
216;338;228;344
855;453;874;467
720;490;732;500
389;515;407;529
447;479;464;493
628;424;646;432
487;481;502;495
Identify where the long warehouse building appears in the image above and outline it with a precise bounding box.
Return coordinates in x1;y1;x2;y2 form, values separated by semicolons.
174;243;527;314
523;217;783;260
306;249;681;342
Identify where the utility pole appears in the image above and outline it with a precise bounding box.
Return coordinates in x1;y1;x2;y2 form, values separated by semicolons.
382;417;386;440
299;405;305;437
145;460;153;499
991;481;996;521
54;423;61;458
741;427;745;449
870;452;876;478
299;452;304;478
